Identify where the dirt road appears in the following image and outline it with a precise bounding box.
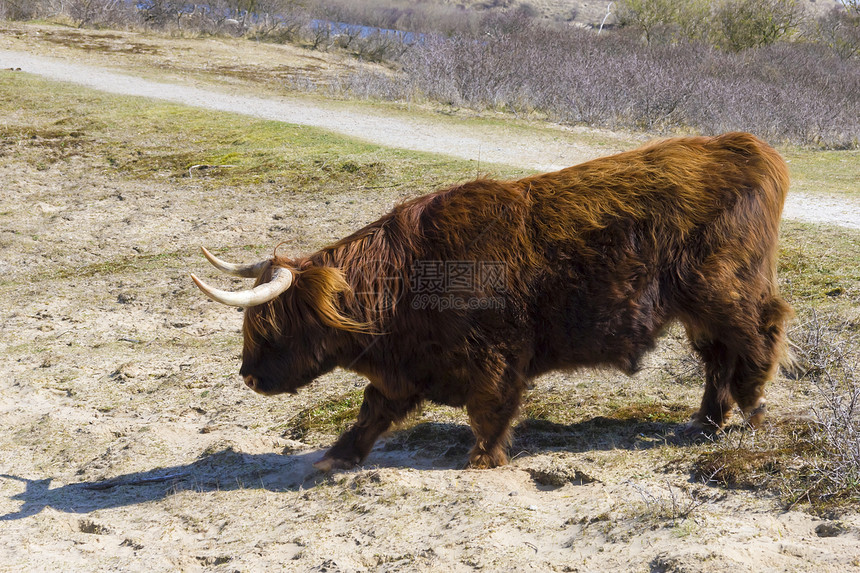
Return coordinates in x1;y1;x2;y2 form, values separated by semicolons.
2;49;858;230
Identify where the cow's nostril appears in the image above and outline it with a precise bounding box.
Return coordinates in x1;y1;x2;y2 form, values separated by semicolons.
243;375;257;389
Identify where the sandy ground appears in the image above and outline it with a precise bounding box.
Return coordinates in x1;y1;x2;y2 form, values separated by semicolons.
1;32;860;573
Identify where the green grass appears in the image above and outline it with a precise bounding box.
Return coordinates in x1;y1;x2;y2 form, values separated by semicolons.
0;71;520;195
283;389;366;441
778;220;860;307
783;147;860;199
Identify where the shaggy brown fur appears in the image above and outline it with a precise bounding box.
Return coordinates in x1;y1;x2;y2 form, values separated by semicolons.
233;132;792;470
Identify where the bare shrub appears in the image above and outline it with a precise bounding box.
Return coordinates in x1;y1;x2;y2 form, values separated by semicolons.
7;0;859;148
309;20;336;51
814;7;860;60
135;0;177;27
247;10;308;44
391;11;547;111
339;70;412;101
0;0;40;20
791;311;860;502
714;0;807;51
330;22;365;51
678;42;860;147
351;30;411;62
627;479;710;527
129;0;301;37
60;0;133;28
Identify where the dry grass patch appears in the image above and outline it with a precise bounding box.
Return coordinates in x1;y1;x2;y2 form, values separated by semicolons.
282;388;366;443
692;419;816;490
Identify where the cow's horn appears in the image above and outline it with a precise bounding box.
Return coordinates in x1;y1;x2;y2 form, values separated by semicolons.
200;246;269;279
191;266;294;307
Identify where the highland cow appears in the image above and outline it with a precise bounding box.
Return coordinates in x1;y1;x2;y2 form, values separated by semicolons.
192;132;792;470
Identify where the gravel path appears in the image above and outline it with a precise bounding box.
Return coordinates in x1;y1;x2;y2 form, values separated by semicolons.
2;49;858;230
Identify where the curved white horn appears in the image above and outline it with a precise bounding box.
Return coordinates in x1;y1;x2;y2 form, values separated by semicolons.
191;267;294;307
201;246;269;279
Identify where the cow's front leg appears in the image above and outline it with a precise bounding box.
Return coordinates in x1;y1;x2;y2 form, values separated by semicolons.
314;385;420;471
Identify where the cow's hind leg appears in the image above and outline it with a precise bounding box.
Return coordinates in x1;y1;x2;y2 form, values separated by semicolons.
465;371;526;469
314;385;420;471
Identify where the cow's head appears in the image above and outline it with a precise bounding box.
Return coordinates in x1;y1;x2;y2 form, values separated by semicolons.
191;247;366;395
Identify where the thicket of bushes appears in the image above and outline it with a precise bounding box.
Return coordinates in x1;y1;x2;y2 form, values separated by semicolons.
4;0;855;147
345;15;857;148
336;3;858;149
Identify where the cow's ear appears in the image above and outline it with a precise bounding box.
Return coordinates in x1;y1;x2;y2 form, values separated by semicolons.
296;266;373;333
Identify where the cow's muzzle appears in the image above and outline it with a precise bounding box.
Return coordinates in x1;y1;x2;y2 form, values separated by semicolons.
243;374;297;395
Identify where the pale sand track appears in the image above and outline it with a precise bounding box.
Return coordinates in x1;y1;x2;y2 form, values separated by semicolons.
2;49;858;230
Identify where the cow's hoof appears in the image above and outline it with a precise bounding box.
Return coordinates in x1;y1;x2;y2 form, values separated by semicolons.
466;450;508;469
313;456;357;472
745;401;767;428
678;421;717;442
